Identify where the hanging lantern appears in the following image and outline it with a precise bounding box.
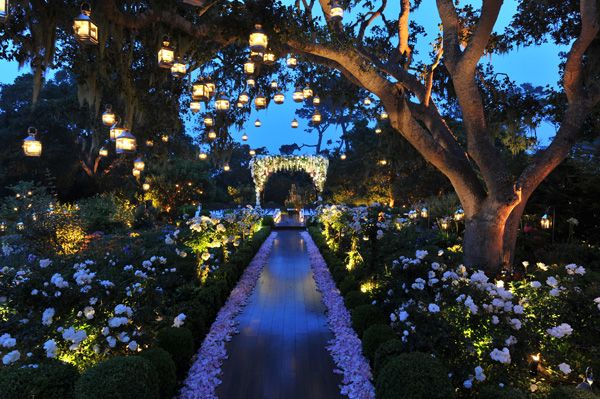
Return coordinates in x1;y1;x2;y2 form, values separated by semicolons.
249;149;256;156
205;77;216;96
364;97;372;105
99;146;108;157
199;152;208;160
274;92;285;104
255;119;262;127
146;139;154;147
291;119;299;128
142;183;150;191
340;153;347;160
311;110;322;125
287;55;298;68
192;77;210;102
421;207;429;218
223;164;231;172
380;110;389;119
158;36;175;69
270;80;278;89
207;129;217;140
408;210;418;220
236;102;244;108
0;0;8;21
250;50;263;62
375;127;382;134
454;208;465;221
263;50;276;65
161;134;169;143
254;94;267;110
115;129;137;154
540;214;552;229
247;78;256;87
190;101;201;113
110;123;126;141
134;157;145;171
313;95;321;105
215;92;230;111
244;59;255;76
171;59;187;78
249;24;268;54
241;133;249;141
73;3;99;45
0;221;6;232
303;86;313;98
330;1;344;20
379;159;387;166
293;87;304;102
101;104;116;126
132;168;141;178
22;127;42;157
239;92;250;104
204;116;214;127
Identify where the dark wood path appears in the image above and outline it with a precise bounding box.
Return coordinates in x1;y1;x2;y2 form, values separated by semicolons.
216;230;342;399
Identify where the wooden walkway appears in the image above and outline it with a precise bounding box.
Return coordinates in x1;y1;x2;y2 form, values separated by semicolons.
216;230;342;399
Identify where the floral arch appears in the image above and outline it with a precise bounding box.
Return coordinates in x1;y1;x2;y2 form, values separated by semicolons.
250;155;329;206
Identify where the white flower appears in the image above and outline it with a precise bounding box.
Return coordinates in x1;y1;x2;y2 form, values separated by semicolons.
565;264;586;276
83;306;95;320
505;335;518;346
490;348;511;364
594;297;600;311
491;315;500;325
411;278;426;290
530;281;542;289
470;270;489;285
106;336;117;348
43;339;57;358
2;350;20;365
474;366;486;382
62;327;87;350
0;333;16;348
513;305;524;314
549;288;561;297
547;323;573;338
558;363;572;375
428;303;440;313
50;273;69;288
164;235;175;245
172;313;187;328
398;310;409;322
390;313;397;322
39;259;52;268
42;308;55;326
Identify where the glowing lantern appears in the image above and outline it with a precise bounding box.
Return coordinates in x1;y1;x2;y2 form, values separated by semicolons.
340;153;347;160
291;119;299;128
102;105;116;126
99;146;108;157
540;214;552;229
263;50;276;65
303;86;313;98
192;78;210;102
239;92;250;104
375;127;382;134
205;77;216;96
142;183;150;191
380;110;389;119
204;116;214;127
199;152;208;160
249;149;256;156
190;101;201;113
249;24;268;54
161;135;169;143
207;129;217;140
364;97;372;105
244;59;255;76
254;94;267;110
270;80;278;89
146;139;154;147
311;110;322;125
247;78;256;87
293;87;304;102
73;3;98;45
421;207;429;218
215;93;230;111
274;92;285;104
454;208;464;221
255;119;262;127
379;159;387;166
158;36;175;69
223;164;231;172
236;102;243;108
171;59;187;78
22;127;42;157
132;168;141;178
313;95;321;105
440;218;449;230
287;56;297;68
0;221;6;232
241;133;248;141
115;129;136;154
330;1;344;20
134;157;145;171
0;0;8;21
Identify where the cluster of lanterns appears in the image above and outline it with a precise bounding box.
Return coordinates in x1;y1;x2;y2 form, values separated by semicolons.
158;36;187;78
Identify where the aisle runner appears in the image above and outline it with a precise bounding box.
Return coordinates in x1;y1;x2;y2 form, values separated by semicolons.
302;232;376;399
179;232;277;399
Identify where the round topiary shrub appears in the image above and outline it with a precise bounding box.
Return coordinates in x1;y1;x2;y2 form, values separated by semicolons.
74;356;159;399
339;275;359;295
351;304;386;337
373;339;405;376
478;385;527;399
344;290;369;309
548;386;599;399
0;360;79;399
362;324;396;362
376;352;454;399
140;348;177;398
155;327;195;377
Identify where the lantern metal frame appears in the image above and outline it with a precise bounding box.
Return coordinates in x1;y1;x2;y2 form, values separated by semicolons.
254;94;267;110
311;110;322;125
192;77;210;102
73;2;98;45
254;119;262;127
293;87;304;103
274;92;285;104
158;35;175;69
171;59;187;78
101;104;116;126
313;95;321;105
249;24;268;54
115;129;137;154
22;127;42;157
291;119;299;128
263;50;276;65
215;92;230;111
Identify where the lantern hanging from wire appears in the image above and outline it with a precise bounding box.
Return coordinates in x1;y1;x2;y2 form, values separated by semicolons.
236;102;243;108
0;0;9;21
293;87;304;102
247;78;256;87
134;157;145;171
146;139;154;147
204;116;214;127
223;164;231;172
313;95;321;105
161;134;169;143
207;129;217;140
199;151;208;160
255;119;262;127
330;1;344;20
115;129;137;154
204;77;216;97
244;59;255;76
241;133;249;141
132;168;141;178
22;127;42;157
99;146;108;157
421;207;429;218
364;97;372;105
239;92;250;104
158;36;175;69
540;214;552;229
249;24;268;54
291;119;299;128
274;92;285;104
311;110;322;125
287;55;298;68
249;149;256;156
215;92;230;111
303;86;313;98
254;94;267;110
379;159;388;166
380;110;389;119
270;80;278;89
340;153;347;160
102;104;116;126
375;127;382;134
73;3;98;45
171;59;187;78
454;208;465;221
192;77;210;102
263;50;276;65
110;122;126;141
440;218;450;230
190;101;201;113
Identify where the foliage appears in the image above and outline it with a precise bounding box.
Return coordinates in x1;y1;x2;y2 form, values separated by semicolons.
77;193;135;232
361;324;396;362
373;339;405;376
139;348;177;398
376;352;454;399
478;385;527;399
73;356;159;399
0;360;79;399
155;327;195;378
547;387;599;399
351;304;386;337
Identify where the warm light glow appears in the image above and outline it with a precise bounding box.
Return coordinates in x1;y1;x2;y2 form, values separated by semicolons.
454;208;464;221
408;210;418;219
99;147;108;157
249;24;268;53
340;153;347;160
440;218;450;230
274;92;285;104
420;207;429;218
263;51;276;65
190;101;201;113
379;159;387;166
241;133;248;141
360;281;377;293
161;135;169;142
313;95;321;105
239;92;250;104
199;152;208;160
142;183;150;191
531;353;540;363
110;125;125;141
73;3;98;45
192;78;210;102
254;94;267;110
364;97;372;105
380;110;389;119
291;119;299;128
293;88;304;102
287;56;298;68
134;157;145;171
249;149;256;156
204;116;214;127
207;129;217;140
171;59;187;78
247;78;256;87
22;127;42;157
215;92;230;111
0;0;8;21
312;110;322;125
270;80;278;89
146;139;154;147
375;127;382;134
101;105;116;126
244;59;255;75
330;1;344;20
132;168;141;178
223;164;231;172
303;86;313;98
158;36;175;69
115;130;136;154
540;214;552;229
205;78;216;95
255;119;262;127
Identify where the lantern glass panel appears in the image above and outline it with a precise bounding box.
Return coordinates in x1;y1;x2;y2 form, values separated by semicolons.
274;93;284;104
190;101;201;113
291;119;299;128
102;106;116;126
158;38;175;69
22;133;42;157
249;24;268;53
254;95;267;109
208;129;217;140
73;6;98;45
110;126;126;141
115;130;136;154
171;61;187;78
293;89;304;102
239;92;250;104
263;51;276;65
0;0;7;20
215;94;230;111
204;117;214;127
192;80;209;101
287;56;297;68
331;3;344;19
244;60;255;75
255;119;262;127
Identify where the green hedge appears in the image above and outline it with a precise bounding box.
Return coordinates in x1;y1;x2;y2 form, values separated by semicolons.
477;385;527;399
155;327;195;379
362;324;396;362
351;304;386;337
548;387;599;399
0;360;79;399
140;348;177;398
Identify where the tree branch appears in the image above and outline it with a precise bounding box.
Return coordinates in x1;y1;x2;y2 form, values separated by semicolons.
358;0;388;42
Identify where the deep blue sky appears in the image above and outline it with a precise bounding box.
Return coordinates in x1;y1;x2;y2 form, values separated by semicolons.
0;1;565;153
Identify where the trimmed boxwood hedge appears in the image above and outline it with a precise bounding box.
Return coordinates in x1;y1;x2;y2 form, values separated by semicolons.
155;327;195;378
140;348;177;398
361;324;397;362
351;304;386;337
0;360;79;399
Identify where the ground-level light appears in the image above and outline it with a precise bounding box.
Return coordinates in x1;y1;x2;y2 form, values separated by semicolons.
379;159;388;166
440;218;450;230
247;78;256;87
73;3;98;45
340;153;347;160
142;183;150;191
375;127;382;134
134;157;145;171
199;152;208;160
254;94;267;110
420;207;429;218
454;208;464;221
102;104;116;126
540;214;552;229
132;168;141;178
330;1;344;20
263;50;276;65
161;134;169;143
146;139;154;147
223;164;231;172
99;146;108;157
22;127;42;157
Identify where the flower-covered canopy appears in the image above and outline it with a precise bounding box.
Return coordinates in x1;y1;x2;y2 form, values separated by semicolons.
250;155;329;206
